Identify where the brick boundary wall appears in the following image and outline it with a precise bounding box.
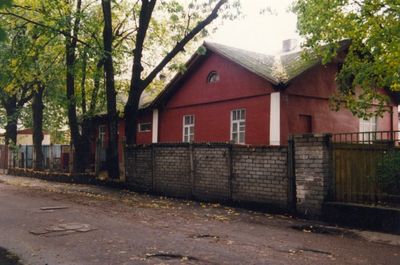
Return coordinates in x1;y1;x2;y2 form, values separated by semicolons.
125;143;290;210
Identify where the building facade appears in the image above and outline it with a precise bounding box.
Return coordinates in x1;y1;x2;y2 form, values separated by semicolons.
92;42;399;161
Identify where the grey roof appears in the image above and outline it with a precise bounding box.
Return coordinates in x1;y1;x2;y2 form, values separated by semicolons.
205;42;279;84
280;50;320;83
205;42;319;85
151;41;352;108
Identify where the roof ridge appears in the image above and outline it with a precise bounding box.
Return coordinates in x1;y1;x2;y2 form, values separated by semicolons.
271;55;289;84
204;41;280;85
204;41;273;57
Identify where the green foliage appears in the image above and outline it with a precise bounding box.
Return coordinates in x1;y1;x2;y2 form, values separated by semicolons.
292;0;400;119
0;0;12;8
0;0;12;41
0;0;239;146
0;1;68;144
377;151;400;195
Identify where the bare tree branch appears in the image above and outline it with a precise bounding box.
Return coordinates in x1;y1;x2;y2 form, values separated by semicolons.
142;0;227;88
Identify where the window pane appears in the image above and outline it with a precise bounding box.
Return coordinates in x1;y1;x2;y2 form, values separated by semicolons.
232;122;238;132
240;110;245;120
184;115;194;125
239;132;245;143
207;72;220;83
232;132;238;143
139;123;151;132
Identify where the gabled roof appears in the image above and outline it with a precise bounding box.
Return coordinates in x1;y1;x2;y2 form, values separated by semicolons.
151;40;354;108
205;42;330;85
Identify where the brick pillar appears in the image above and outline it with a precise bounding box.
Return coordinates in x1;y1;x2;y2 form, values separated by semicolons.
294;133;332;217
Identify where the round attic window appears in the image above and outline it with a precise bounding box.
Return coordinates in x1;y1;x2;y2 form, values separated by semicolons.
207;71;220;83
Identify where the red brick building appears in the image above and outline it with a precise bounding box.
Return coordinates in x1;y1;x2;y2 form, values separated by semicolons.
151;42;397;145
92;41;398;162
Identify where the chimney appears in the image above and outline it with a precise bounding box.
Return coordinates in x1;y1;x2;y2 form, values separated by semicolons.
282;39;298;52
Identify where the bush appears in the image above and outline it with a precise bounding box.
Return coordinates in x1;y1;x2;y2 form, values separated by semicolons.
377;151;400;195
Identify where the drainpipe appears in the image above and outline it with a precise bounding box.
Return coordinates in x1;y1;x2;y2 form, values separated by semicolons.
389;106;394;141
270;92;281;146
152;109;159;143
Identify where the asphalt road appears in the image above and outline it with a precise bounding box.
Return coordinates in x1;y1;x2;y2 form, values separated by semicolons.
0;175;399;265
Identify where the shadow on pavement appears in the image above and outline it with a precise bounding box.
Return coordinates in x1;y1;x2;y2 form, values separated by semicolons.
0;247;23;265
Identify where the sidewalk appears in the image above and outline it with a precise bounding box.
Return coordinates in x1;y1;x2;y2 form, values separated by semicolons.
0;174;399;265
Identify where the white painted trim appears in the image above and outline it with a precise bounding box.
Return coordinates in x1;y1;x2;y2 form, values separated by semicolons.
182;115;195;142
152;109;159;143
270;92;281;146
230;109;246;144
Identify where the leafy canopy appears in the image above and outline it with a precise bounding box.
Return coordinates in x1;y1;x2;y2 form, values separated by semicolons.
0;0;12;41
292;0;400;118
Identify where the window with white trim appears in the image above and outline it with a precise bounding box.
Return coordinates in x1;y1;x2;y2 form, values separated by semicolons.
138;122;152;132
359;116;377;141
183;115;195;142
231;109;246;144
207;71;220;83
98;125;106;148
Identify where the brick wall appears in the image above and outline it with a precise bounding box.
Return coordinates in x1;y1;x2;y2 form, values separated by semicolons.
125;146;153;191
293;134;332;216
192;146;231;200
153;146;191;198
126;143;289;208
232;147;288;206
125;135;333;215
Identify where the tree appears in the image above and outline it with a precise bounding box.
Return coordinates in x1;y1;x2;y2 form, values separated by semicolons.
0;25;34;145
124;0;239;145
0;0;12;41
292;0;400;118
100;0;240;177
101;0;119;179
0;8;64;169
1;0;240;176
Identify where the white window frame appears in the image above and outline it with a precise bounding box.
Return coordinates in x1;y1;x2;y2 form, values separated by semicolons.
359;116;377;142
207;71;220;83
183;115;195;142
231;109;246;144
138;122;152;132
98;125;106;148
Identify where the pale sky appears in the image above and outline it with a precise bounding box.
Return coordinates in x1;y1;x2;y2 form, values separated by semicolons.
210;0;300;54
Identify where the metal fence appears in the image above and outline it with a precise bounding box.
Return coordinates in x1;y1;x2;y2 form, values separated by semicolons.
13;144;71;171
331;131;400;205
0;145;8;173
332;130;400;145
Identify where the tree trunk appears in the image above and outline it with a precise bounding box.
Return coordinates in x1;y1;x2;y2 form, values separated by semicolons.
89;59;104;115
65;0;86;173
80;48;88;115
102;0;119;179
66;46;89;173
66;39;84;172
4;96;18;145
32;85;45;170
124;87;142;145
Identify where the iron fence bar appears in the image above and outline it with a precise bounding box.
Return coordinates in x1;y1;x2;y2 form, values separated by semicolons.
332;130;400;144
